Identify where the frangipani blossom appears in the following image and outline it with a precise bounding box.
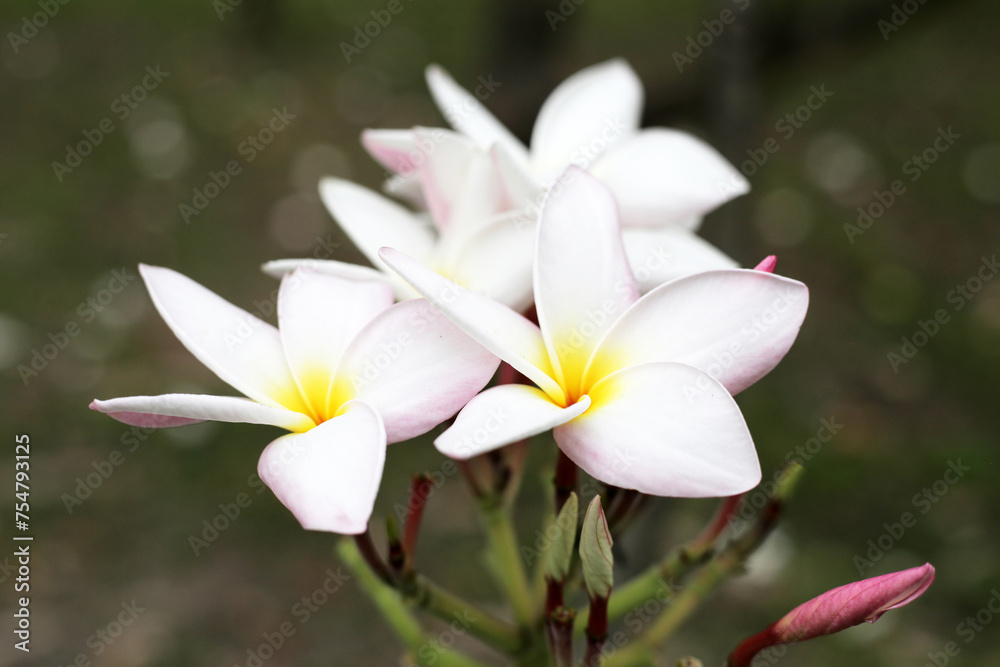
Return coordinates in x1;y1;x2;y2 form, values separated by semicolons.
380;168;808;497
90;265;498;533
263;128;536;311
365;59;749;291
727;564;936;666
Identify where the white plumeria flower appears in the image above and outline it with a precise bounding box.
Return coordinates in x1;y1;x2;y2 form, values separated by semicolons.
364;59;750;292
380;168;808;497
263;128;536;312
90;265;499;533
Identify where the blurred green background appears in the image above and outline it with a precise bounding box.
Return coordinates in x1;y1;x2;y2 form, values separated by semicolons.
2;0;999;664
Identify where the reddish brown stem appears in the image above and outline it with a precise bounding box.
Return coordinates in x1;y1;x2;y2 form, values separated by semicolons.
457;459;487;499
353;530;393;585
554;448;578;513
547;605;576;667
690;493;745;552
402;473;433;560
545;577;565;615
727;626;779;667
583;594;609;665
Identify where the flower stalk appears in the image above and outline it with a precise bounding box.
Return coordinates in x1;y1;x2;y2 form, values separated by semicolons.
547;606;576;667
478;495;538;628
338;539;493;667
602;463;805;667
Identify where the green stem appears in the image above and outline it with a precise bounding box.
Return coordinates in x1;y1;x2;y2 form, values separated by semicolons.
479;497;537;628
577;494;744;632
401;571;525;653
603;464;805;667
338;540;491;667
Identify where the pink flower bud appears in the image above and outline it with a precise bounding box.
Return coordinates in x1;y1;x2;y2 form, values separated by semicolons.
728;563;935;666
753;255;778;273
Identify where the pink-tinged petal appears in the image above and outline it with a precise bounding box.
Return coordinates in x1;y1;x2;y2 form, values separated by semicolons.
591;128;750;227
585;270;808;396
530;59;642;174
491;143;542;210
413;127;481;230
621;226;738;293
277;270;394;419
261;258;414;301
379;247;565;404
775;564;936;639
361;128;419;176
336;299;500;443
728;564;935;666
258;401;386;534
425;64;530;166
137;265;307;413
534;168;638;395
435;149;506;255
319;177;436;269
436;385;590;459
448;211;536;312
754;255;778;273
89;394;314;431
555;362;760;496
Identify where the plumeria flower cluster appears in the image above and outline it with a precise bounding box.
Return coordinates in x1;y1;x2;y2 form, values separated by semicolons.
90;58;935;666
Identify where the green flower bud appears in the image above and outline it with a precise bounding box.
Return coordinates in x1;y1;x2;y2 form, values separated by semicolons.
544;492;579;583
580;495;613;599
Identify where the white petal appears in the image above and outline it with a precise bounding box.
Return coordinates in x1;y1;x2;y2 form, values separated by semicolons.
361;128;419;176
530;59;642;174
379;247;565;404
319;177;436;270
436;385;590;459
425;64;530;166
585;270;808;396
492;143;542;210
448;211;536;312
261;258;415;301
534;168;638;394
137;264;307;413
383;172;426;209
277;270;394;419
89;394;313;431
556;362;759;496
434;148;506;255
337;299;500;443
622;226;738;293
258;401;386;534
591;128;749;227
413;127;482;229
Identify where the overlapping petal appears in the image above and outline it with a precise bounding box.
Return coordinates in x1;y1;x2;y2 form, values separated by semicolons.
90;394;314;431
258;401;386;534
380;247;565;403
534;168;637;393
436;385;590;459
336;299;499;443
276;270;394;419
555;362;759;496
361;128;421;176
446;211;536;312
530;59;642;174
621;226;738;293
590;128;750;227
137;264;308;414
413;128;482;229
319;178;436;268
585;269;808;396
425;64;529;167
